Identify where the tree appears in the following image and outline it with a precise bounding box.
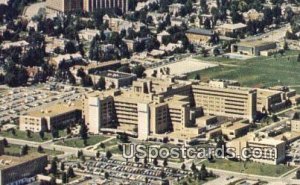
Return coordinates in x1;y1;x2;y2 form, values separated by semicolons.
39;131;45;140
95;77;106;90
60;162;65;171
66;127;71;135
96;151;100;158
203;18;211;29
144;157;148;166
135;156;139;163
200;0;208;13
283;41;288;50
51;128;59;138
81;75;93;87
163;159;168;167
153;158;158;166
297;54;300;62
67;167;75;178
2;138;8;147
61;172;68;183
64;41;77;54
37;145;43;153
104;172;109;179
296;169;300;179
118;144;123;151
26;130;31;138
190;162;197;172
132;65;145;78
118;65;131;73
79;123;88;140
100;143;105;149
181;163;186;171
199;164;208;180
11;128;16;136
106;150;112;159
50;159;58;175
20;145;29;155
194;74;200;80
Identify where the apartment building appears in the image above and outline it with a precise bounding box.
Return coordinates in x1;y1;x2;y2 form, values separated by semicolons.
19;101;82;132
0;153;48;185
83;0;129;13
192;80;257;121
46;0;83;13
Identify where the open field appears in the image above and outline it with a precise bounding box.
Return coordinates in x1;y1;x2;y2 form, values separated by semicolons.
176;176;216;185
5;144;63;156
190;50;300;90
0;129;67;142
201;159;295;177
145;58;217;76
57;135;109;148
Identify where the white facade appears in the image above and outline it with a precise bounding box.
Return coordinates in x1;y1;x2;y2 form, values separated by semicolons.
137;103;150;140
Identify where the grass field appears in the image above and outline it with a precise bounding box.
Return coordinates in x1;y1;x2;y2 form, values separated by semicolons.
0;130;67;142
201;159;294;177
176;176;216;185
5;144;63;156
190;50;300;91
57;135;109;148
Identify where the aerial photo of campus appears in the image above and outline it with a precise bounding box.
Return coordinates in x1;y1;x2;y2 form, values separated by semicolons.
3;0;300;184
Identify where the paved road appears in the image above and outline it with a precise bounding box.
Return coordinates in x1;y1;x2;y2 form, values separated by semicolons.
242;24;290;42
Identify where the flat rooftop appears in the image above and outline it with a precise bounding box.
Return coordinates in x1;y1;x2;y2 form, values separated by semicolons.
186;28;214;36
218;23;247;30
92;70;136;79
25;101;82;117
236;40;276;48
222;121;250;130
0;153;46;170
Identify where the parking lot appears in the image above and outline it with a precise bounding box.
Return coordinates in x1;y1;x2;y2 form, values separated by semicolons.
0;83;89;124
64;157;188;184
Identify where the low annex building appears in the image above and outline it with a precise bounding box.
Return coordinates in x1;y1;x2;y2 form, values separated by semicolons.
19;101;82;132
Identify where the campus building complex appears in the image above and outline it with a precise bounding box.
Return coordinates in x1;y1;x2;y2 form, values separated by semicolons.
82;77;300;143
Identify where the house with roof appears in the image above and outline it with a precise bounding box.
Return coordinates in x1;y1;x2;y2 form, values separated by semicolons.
185;28;215;45
78;28;100;42
216;23;247;36
157;31;170;43
168;3;184;15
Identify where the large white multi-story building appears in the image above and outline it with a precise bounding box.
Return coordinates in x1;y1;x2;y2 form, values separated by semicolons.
83;0;129;13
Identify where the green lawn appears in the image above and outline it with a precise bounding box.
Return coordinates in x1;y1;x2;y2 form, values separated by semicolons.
57;135;109;148
0;130;67;142
201;159;294;177
176;176;216;185
190;50;300;89
5;144;63;156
